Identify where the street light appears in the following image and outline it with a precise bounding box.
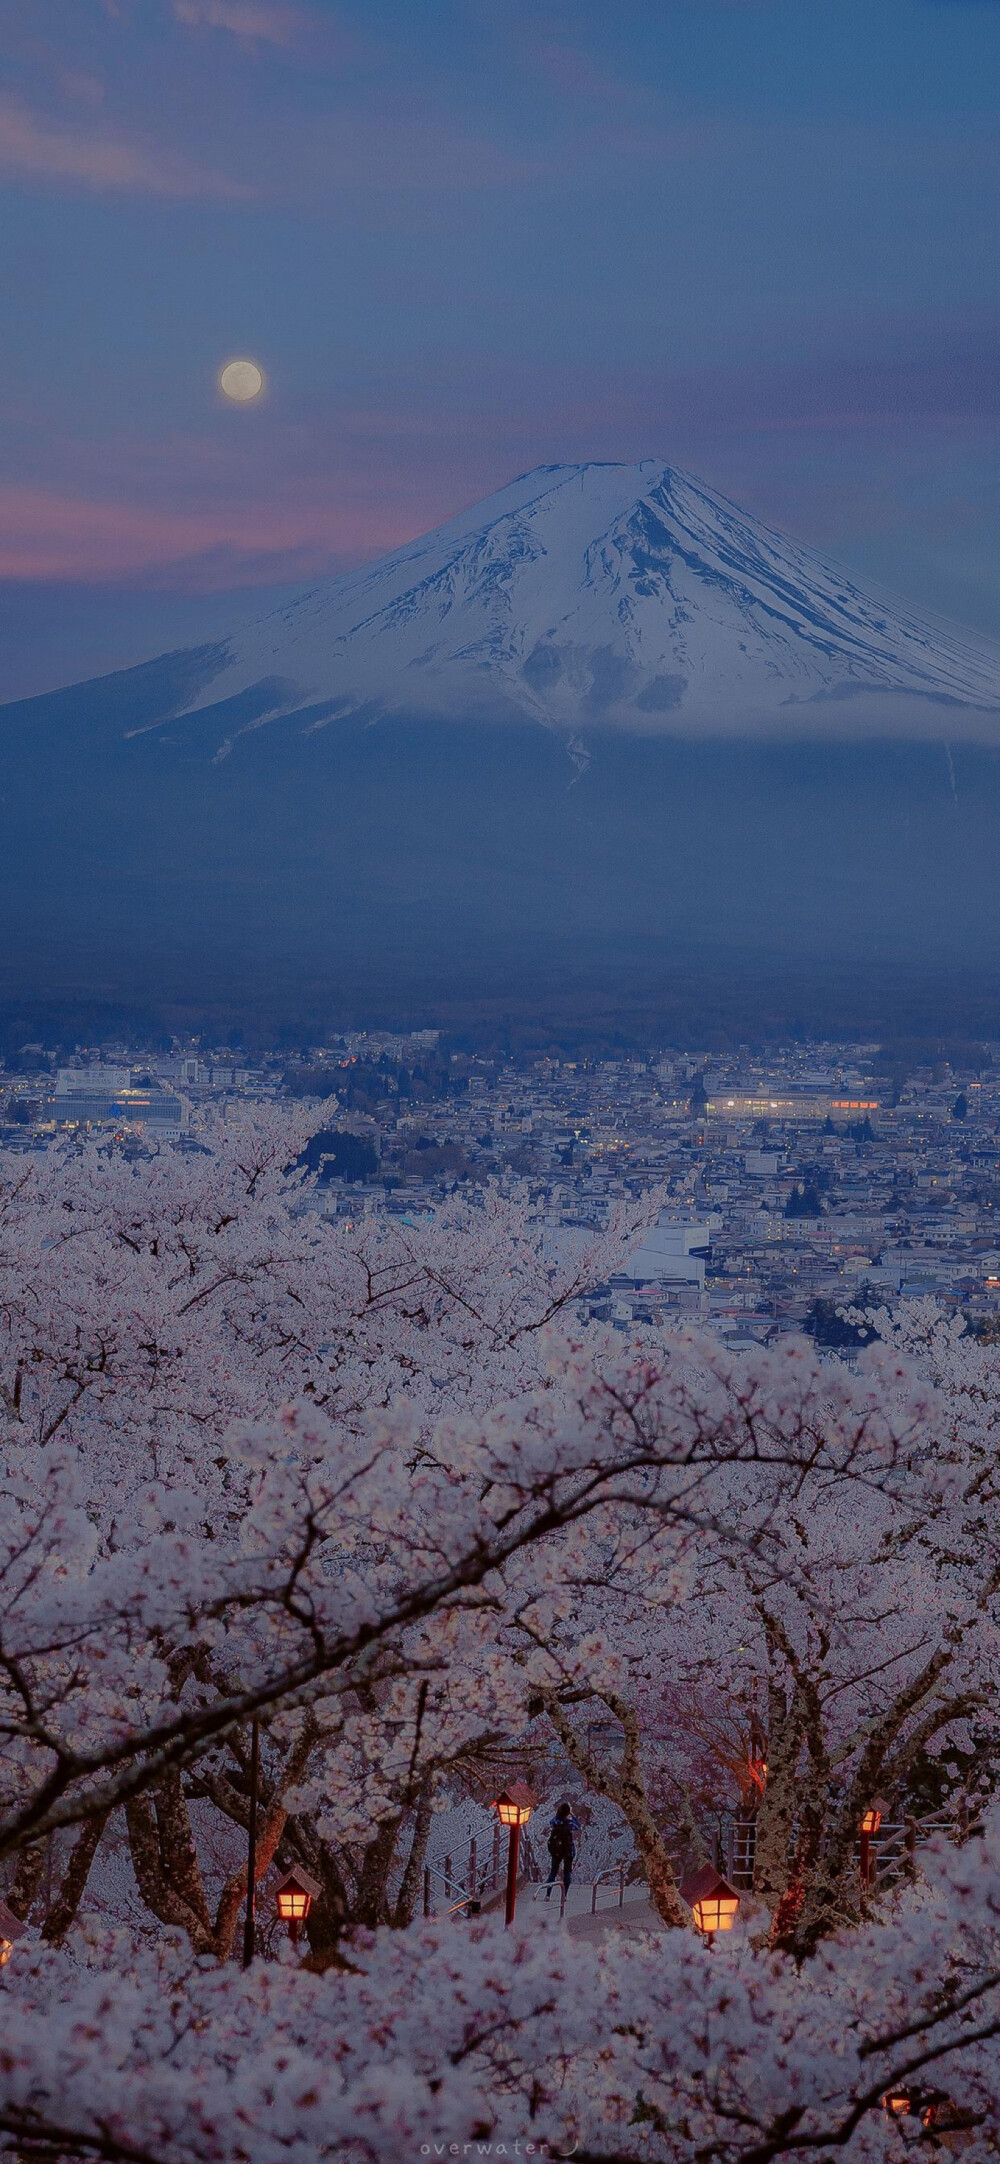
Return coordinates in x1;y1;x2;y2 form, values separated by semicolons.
242;1715;260;1971
274;1865;321;1947
860;1798;887;1891
0;1899;26;1967
492;1782;537;1928
680;1864;741;1937
881;2087;960;2131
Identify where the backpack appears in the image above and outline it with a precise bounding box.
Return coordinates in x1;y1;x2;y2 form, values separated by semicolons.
547;1820;573;1862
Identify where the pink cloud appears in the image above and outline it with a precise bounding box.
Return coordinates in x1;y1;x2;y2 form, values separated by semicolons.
0;93;251;196
6;311;995;595
0;483;408;586
170;0;302;45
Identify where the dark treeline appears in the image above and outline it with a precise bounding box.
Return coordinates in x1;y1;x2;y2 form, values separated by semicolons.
3;974;1000;1066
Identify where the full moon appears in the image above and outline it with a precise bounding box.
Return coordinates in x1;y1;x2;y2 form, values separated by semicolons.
219;358;264;402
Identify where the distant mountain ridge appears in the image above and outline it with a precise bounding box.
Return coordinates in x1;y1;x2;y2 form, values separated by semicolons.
181;459;1000;747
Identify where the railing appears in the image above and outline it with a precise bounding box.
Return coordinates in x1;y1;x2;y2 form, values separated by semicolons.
723;1804;980;1896
589;1862;629;1913
525;1864;634;1922
423;1842;493;1919
868;1808;981;1887
420;1800;978;1926
422;1855;472;1918
422;1825;542;1918
422;1835;638;1924
726;1818;757;1889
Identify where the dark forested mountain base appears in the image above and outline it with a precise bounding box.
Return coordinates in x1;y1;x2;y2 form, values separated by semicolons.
3;650;1000;1045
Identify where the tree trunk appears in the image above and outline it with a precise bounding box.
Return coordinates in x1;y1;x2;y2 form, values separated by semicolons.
299;1837;352;1968
155;1767;212;1927
394;1788;434;1927
41;1813;108;1945
782;1667;975;1958
783;1804;859;1956
7;1842;46;1922
125;1790;214;1953
542;1691;692;1931
752;1688;808;1914
354;1815;400;1929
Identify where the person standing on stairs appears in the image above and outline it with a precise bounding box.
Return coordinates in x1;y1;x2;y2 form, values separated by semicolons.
545;1802;581;1900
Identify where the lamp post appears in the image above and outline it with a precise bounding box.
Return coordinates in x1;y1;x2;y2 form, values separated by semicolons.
859;1799;886;1892
680;1864;741;1939
241;1715;260;1971
274;1865;321;1949
493;1783;537;1929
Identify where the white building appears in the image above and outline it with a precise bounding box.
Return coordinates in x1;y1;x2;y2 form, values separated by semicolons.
54;1066;131;1097
624;1215;715;1292
50;1069;188;1135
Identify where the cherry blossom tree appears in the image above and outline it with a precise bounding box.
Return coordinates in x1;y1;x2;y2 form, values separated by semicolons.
0;1118;936;1957
488;1333;989;1947
3;1118;999;2164
2;1811;1000;2162
0;1113;654;1948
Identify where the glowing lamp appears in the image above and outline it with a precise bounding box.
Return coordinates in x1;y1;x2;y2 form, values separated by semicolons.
882;2091;911;2117
274;1865;321;1943
276;1881;311;1922
680;1864;740;1936
492;1782;538;1928
0;1899;27;1966
859;1798;887;1890
493;1782;537;1828
747;1755;768;1797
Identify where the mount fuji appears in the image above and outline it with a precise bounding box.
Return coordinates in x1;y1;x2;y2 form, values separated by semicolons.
4;458;1000;1031
183;459;1000;744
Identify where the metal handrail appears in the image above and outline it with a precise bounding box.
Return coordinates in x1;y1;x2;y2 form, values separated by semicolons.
723;1804;979;1898
590;1863;629;1913
422;1836;507;1919
863;1809;983;1886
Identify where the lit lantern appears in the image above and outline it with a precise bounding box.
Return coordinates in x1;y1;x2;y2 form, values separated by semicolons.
859;1798;888;1890
882;2090;911;2117
492;1782;538;1928
273;1865;321;1945
493;1782;536;1828
680;1864;740;1936
0;1899;27;1966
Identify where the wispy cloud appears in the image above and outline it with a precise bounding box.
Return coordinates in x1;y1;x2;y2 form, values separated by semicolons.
170;0;302;42
0;481;402;586
0;93;251;197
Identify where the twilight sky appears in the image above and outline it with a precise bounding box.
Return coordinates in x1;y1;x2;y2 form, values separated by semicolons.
1;0;999;696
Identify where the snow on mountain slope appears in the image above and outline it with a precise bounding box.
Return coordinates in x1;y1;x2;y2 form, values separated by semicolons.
193;460;1000;739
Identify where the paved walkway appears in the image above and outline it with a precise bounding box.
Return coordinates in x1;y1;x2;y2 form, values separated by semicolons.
518;1882;663;1942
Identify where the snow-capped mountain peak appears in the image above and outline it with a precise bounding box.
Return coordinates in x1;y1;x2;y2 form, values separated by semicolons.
194;460;1000;737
